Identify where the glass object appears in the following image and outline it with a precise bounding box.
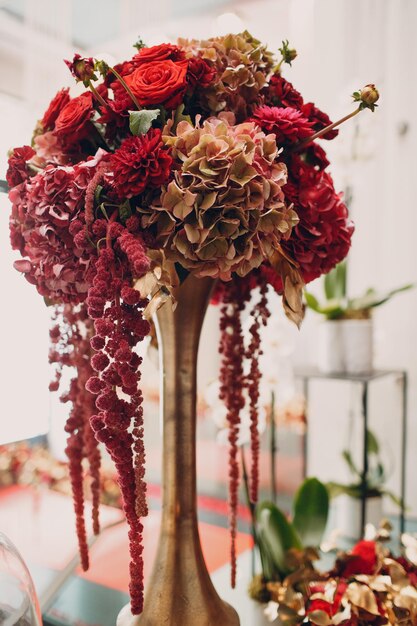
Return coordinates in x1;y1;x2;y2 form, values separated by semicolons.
0;531;42;625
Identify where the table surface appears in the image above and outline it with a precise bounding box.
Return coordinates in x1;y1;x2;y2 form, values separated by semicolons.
0;486;261;625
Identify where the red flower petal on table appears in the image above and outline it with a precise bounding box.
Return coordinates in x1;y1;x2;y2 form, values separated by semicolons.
342;540;378;577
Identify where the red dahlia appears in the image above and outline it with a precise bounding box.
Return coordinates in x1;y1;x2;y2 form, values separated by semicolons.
252;105;313;145
302;102;339;140
281;159;354;283
265;74;304;109
110;129;172;199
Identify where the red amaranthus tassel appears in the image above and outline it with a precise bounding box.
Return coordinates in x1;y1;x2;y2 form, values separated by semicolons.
245;278;270;504
86;228;150;614
219;278;251;587
49;303;102;570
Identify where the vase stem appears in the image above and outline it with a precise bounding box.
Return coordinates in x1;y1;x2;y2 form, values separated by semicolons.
118;274;240;626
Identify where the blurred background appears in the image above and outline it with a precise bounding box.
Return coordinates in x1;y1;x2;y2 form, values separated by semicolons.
0;0;416;622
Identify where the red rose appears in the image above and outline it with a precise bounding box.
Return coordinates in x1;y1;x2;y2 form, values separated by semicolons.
110;128;172;199
124;60;188;108
6;145;36;188
252;105;313;144
54;92;94;139
302;102;339;140
341;540;378;578
266;74;304;109
42;88;70;130
187;57;216;89
133;43;185;64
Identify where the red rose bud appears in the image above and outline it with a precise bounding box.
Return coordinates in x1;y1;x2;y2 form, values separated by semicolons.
65;54;97;85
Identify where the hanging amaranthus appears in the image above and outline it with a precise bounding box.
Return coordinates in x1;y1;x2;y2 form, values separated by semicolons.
49;303;101;570
245;278;270;505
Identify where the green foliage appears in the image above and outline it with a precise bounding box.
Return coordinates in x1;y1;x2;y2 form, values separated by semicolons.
256;501;302;576
293;478;329;547
255;477;329;581
129;108;160;136
326;429;402;508
305;261;413;320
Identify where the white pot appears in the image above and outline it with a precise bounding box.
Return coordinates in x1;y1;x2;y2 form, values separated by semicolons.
317;319;373;375
317;321;345;374
337;495;383;540
341;319;373;374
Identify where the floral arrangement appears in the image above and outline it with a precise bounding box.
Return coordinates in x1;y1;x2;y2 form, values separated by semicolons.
256;534;417;625
6;32;378;613
0;442;123;508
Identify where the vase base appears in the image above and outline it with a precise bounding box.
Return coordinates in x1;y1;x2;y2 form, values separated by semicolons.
117;600;240;626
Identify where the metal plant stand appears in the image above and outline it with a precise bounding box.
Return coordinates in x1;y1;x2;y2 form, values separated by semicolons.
296;368;408;537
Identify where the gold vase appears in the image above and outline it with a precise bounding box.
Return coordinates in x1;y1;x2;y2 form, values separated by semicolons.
117;274;240;626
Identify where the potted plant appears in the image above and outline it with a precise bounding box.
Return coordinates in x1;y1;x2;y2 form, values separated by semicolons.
247;477;329;603
327;429;402;540
305;261;413;374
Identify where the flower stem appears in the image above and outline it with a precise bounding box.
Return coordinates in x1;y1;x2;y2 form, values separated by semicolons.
293;106;361;152
109;67;141;110
88;82;108;110
241;446;258;577
270;391;277;504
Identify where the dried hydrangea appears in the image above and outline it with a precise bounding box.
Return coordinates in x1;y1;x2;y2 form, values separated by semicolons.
139;114;297;280
179;31;274;120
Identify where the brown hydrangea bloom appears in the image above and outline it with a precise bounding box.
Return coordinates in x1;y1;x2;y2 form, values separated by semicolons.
178;31;274;120
139;114;298;281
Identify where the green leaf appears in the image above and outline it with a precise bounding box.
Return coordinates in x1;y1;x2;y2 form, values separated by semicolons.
256;501;302;576
324;261;347;301
342;450;361;478
129;108;160;136
292;478;329;547
173;103;192;130
382;489;403;508
304;291;345;319
94;184;103;204
119;199;132;223
349;283;414;312
304;291;320;312
366;429;379;455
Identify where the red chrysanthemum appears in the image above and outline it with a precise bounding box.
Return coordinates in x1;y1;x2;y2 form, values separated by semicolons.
252;105;313;145
109;129;172;199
